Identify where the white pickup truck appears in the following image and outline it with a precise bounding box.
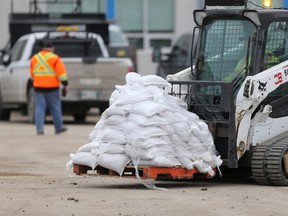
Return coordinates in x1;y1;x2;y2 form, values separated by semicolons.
0;30;133;122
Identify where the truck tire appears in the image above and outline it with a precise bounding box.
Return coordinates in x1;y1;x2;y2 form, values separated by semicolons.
73;113;87;123
0;90;11;121
27;88;35;123
252;136;288;186
99;102;109;114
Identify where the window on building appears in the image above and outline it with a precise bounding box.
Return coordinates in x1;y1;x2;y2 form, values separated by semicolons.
148;0;173;32
116;0;174;49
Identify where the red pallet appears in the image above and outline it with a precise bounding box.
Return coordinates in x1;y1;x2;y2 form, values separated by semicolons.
73;164;214;180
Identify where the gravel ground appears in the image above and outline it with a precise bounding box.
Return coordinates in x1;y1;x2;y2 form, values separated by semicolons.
0;112;287;216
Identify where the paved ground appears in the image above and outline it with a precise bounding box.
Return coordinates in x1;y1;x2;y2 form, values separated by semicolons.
0;112;287;216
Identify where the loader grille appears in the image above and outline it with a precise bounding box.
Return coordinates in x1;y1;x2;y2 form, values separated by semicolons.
168;80;234;123
168;80;237;167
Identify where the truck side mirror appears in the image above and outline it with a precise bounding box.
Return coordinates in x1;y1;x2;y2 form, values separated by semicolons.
152;48;161;62
2;53;11;67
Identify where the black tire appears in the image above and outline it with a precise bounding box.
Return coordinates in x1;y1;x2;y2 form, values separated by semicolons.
99;102;109;114
73;112;87;123
0;90;11;121
252;136;288;186
27;88;35;123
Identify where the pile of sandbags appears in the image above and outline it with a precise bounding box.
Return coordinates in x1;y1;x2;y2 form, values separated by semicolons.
67;73;222;177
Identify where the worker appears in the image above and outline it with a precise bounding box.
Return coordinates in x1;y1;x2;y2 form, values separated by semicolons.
30;41;68;135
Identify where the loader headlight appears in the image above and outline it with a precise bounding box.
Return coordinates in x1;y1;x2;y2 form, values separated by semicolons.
262;0;272;8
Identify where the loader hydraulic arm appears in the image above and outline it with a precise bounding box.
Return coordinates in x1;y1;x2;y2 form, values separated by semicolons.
235;60;288;159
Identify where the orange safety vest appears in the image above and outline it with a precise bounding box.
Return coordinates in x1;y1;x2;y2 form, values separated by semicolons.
30;50;68;88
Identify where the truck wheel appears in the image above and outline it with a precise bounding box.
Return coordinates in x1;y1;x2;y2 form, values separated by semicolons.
252;136;288;186
99;102;109;114
73;113;87;123
27;88;35;123
0;90;11;121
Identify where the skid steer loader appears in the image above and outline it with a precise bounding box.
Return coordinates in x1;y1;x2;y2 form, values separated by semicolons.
167;0;288;185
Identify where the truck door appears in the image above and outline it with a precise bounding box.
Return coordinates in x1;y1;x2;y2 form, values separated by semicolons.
156;32;194;79
1;39;28;103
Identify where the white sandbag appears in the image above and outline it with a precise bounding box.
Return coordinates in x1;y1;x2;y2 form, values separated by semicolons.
132;157;180;167
102;105;128;118
128;113;167;127
99;143;126;154
70;152;98;169
169;133;188;149
105;114;127;127
188;135;202;146
160;124;175;135
190;126;213;145
212;155;223;167
125;123;168;139
76;140;100;153
113;89;153;106
152;156;180;167
98;153;131;176
127;113;148;126
137;137;169;149
88;118;106;141
132;101;170;117
109;89;120;105
141;74;171;88
146;85;166;100
125;143;174;160
97;126;126;144
171;122;190;142
186;111;200;122
164;94;188;109
126;72;143;85
176;157;195;170
159;111;187;124
193;160;215;176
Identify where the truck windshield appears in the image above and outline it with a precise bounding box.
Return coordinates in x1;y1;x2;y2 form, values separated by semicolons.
32;39;103;58
53;42;103;58
199;19;256;81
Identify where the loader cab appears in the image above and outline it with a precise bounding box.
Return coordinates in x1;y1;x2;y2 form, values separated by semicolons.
193;9;288;86
187;7;288;168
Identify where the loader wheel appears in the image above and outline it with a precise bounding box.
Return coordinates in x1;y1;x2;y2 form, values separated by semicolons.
252;137;288;186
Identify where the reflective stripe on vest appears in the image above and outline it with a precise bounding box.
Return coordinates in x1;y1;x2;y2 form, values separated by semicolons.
33;53;56;77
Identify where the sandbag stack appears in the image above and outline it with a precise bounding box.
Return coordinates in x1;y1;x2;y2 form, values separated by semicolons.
67;73;222;177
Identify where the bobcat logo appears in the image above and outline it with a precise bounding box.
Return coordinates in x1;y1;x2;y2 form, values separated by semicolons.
258;81;267;91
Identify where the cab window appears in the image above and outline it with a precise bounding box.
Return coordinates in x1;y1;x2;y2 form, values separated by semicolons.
200;19;256;81
265;21;288;96
265;22;288;70
10;40;27;62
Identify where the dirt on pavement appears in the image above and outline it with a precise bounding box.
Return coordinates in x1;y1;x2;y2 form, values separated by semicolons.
0;112;287;216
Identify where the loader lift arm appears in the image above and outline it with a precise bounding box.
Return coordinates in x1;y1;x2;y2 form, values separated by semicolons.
236;60;288;159
235;59;288;185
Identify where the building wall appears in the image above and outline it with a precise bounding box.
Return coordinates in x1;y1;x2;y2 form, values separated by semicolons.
174;0;202;39
0;0;46;48
136;0;202;75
